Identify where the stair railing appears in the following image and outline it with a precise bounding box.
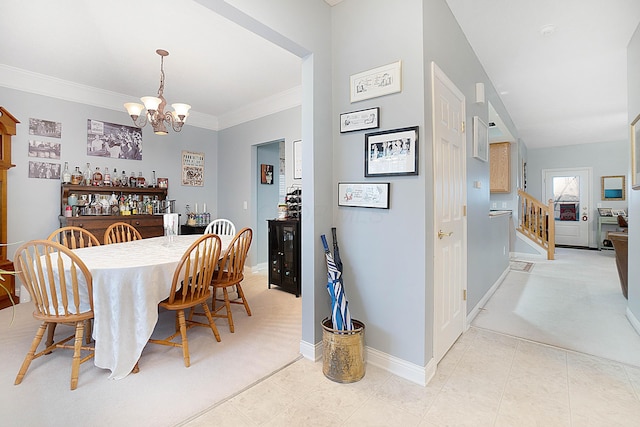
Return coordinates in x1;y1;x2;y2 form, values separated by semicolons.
517;189;555;260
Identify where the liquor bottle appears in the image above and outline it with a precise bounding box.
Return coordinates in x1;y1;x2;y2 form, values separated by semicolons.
61;162;71;184
112;168;119;186
137;171;146;188
121;170;128;187
92;166;103;186
129;171;137;188
151;170;157;188
83;162;92;186
103;166;111;186
71;166;83;185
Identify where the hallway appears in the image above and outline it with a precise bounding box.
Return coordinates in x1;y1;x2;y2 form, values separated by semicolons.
472;247;640;367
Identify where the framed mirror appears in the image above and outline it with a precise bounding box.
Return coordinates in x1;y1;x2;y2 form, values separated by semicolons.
601;175;625;200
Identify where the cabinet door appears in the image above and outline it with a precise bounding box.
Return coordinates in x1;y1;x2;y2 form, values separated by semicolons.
490;142;511;193
279;223;298;290
131;217;164;239
66;218;115;244
268;223;282;286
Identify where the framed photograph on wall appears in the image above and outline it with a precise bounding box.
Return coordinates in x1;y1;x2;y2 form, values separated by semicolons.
182;151;204;186
338;182;389;209
340;107;380;133
350;61;402;103
473;116;489;162
364;126;418;177
260;164;274;184
631;113;640;189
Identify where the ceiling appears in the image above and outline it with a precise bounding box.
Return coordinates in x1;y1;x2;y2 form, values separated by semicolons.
1;1;639;149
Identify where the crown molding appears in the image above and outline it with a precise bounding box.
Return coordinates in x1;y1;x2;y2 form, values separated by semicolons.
0;64;301;132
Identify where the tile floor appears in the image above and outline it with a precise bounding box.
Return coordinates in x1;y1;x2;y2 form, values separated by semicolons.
181;327;640;426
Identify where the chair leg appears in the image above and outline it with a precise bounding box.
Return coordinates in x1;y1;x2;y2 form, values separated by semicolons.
236;283;252;316
177;310;190;368
70;320;85;390
223;287;234;333
85;319;93;344
200;302;221;342
45;323;57;353
15;322;48;385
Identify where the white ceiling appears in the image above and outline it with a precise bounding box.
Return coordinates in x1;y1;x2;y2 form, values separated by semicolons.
1;1;639;149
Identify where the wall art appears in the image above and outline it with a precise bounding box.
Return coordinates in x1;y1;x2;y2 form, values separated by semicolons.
87;119;142;160
364;126;418;177
338;182;389;209
350;61;402;103
29;117;62;138
28;160;61;179
182;151;204;186
340;107;380;133
28;140;60;159
261;164;274;184
473;116;488;162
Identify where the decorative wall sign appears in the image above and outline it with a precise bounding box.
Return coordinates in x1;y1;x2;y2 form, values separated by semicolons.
338;182;389;209
340;107;380;133
28;140;60;159
181;151;204;186
87;119;143;160
29;117;62;138
364;126;418;177
261;164;274;184
350;61;402;103
28;161;61;179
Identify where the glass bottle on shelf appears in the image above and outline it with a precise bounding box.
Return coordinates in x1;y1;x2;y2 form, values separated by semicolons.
151;170;157;188
83;162;92;186
129;171;137;188
61;161;71;184
112;168;119;186
103;166;111;186
137;171;146;188
92;166;103;186
71;166;83;185
121;170;128;187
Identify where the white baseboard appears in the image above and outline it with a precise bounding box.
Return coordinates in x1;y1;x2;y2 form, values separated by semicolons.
251;262;267;273
301;340;437;387
467;266;509;327
626;307;640;336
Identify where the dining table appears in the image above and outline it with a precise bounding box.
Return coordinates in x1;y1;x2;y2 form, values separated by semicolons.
70;233;232;380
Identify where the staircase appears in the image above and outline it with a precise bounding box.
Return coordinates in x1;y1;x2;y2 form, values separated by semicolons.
517;189;555;260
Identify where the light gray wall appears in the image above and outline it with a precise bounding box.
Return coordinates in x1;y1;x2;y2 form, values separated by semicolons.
627;23;640;322
526;140;628;248
256;141;281;265
3;86;218;263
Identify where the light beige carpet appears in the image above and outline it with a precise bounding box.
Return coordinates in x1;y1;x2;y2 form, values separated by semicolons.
0;272;302;427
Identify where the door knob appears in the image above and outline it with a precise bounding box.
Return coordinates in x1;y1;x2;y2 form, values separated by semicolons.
438;230;453;239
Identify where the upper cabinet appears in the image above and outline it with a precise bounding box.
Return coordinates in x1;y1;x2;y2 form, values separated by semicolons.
490;142;510;193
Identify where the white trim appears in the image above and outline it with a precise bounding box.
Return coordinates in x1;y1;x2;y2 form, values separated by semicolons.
0;64;301;132
627;307;640;336
299;339;321;361
466;266;509;327
366;346;436;386
251;262;268;273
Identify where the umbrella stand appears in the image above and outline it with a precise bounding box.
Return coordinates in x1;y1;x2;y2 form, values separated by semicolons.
320;231;365;383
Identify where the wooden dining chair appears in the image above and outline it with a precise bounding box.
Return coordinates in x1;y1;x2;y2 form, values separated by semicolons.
211;227;253;333
148;234;222;367
103;221;142;244
48;226;100;249
13;240;95;390
47;226;99;345
204;218;236;236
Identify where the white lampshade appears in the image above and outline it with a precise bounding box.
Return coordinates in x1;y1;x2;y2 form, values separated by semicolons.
141;96;162;111
171;103;191;118
124;102;144;117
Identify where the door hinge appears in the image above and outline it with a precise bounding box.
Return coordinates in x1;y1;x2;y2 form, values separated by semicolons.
463;289;467;301
461;121;465;133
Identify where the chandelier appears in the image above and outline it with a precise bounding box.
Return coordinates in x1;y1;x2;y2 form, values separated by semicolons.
124;49;191;135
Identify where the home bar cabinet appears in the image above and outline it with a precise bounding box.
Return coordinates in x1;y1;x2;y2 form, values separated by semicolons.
267;219;301;297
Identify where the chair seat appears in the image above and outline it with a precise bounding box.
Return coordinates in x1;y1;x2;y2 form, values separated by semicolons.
160;288;213;311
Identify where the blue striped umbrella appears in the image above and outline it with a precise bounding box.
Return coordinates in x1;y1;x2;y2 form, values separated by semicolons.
321;234;353;331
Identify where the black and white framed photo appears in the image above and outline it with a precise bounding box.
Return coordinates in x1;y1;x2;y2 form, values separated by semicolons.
29;117;62;138
28;161;61;180
473;116;488;162
338;182;389;209
350;61;402;103
28;140;61;159
87;119;143;160
364;126;418;177
340;107;380;133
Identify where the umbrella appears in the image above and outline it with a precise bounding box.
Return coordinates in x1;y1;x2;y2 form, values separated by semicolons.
331;227;343;274
321;234;353;331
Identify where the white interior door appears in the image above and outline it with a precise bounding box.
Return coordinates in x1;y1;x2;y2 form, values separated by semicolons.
432;63;466;363
543;168;591;247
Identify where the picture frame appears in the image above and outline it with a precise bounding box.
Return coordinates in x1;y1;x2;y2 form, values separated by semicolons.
340;107;380;133
181;151;204;187
631;113;640;189
293;140;302;179
473;116;489;162
365;126;418;177
87;119;142;160
597;207;613;217
350;61;402;103
612;209;627;217
601;175;625;201
338;182;390;209
260;164;274;184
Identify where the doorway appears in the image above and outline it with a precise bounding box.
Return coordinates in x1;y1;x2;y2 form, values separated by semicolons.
256;140;284;267
543;168;592;247
431;62;467;363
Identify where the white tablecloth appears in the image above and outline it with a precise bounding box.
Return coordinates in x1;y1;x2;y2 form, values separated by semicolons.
72;234;231;379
